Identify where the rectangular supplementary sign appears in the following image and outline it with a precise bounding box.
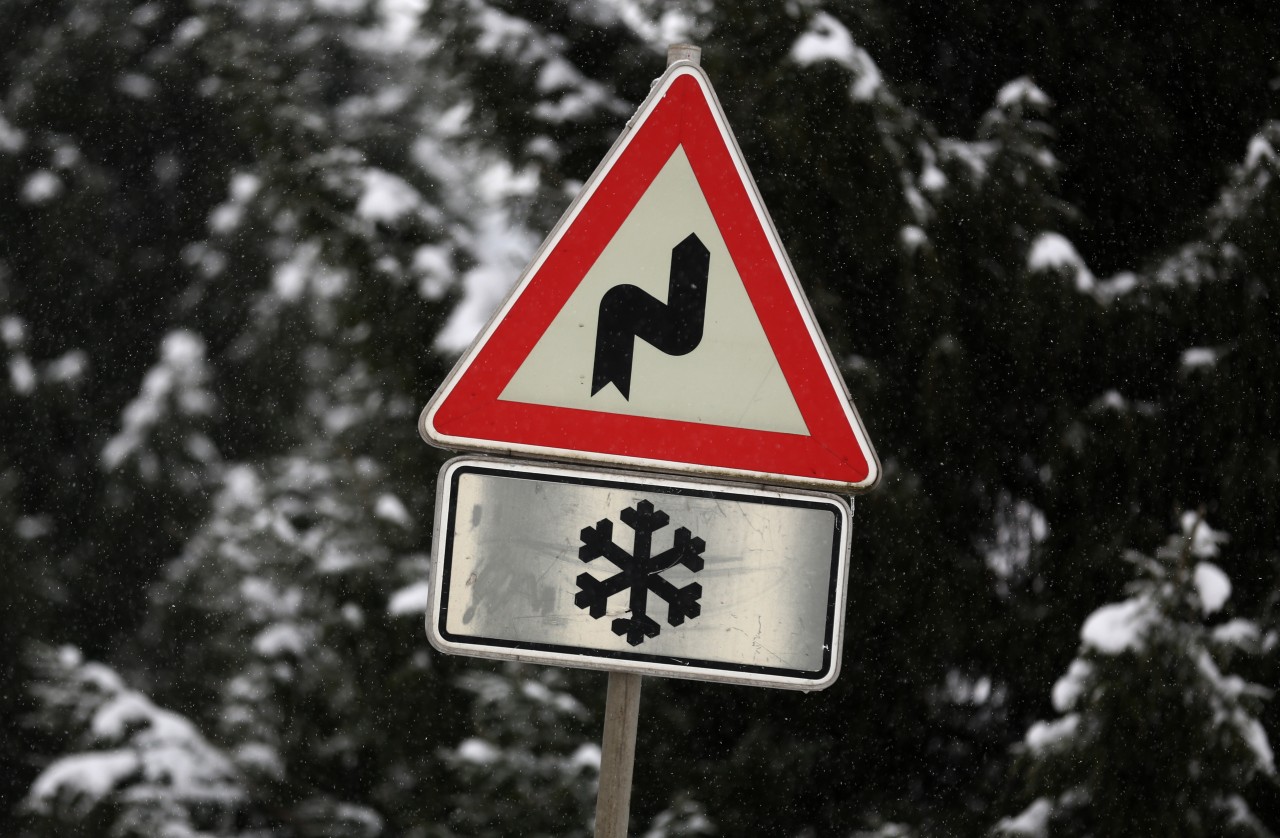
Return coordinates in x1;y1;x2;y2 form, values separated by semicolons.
427;457;853;691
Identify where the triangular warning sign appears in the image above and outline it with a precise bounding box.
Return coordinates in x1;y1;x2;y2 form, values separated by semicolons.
420;61;879;492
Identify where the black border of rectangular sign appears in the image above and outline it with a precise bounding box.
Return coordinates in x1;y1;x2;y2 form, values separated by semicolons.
428;457;850;689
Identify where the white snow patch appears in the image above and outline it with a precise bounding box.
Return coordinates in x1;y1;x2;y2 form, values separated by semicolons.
52;146;79;172
455;737;500;765
938;138;998;183
903;184;930;224
1196;649;1253;703
272;240;349;300
530;61;618;124
0;111;26;153
1242;717;1275;775
434;102;471;138
162;330;205;374
377;0;425;45
341;602;364;628
995;797;1052;837
851;57;883;102
1181;347;1219;370
374;493;412;528
997;77;1051;109
1095;271;1139;301
315;0;365;14
520;679;586;715
116;73;157;99
1051;659;1093;713
172;16;207;45
899;225;928;252
102;330;214;473
91;691;156;742
1;316;24;346
1213;619;1261;648
16;515;52;539
1025;714;1080;752
357;168;422;223
982;495;1048;581
209;172;260;234
1081;597;1152;655
220;466;263;511
656;10;695;45
1089;389;1158;417
28;751;140;817
387;581;430;616
412;245;454;299
1181;512;1228;558
1193;562;1231;615
253;623;307;658
1224;795;1269;831
233;742;284;780
1028;232;1095;293
46;350;88;382
567;743;601;771
9;356;35;394
791;12;857;67
919;162;948;192
229;171;261;203
434;212;539;352
272;249;309;300
1245;134;1276;170
21;170;64;205
790;12;882;101
536;57;578;93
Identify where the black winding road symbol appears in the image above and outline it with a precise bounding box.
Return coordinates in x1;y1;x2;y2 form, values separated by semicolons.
590;233;710;400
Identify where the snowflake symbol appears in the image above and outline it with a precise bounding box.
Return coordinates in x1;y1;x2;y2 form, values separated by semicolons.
575;499;705;646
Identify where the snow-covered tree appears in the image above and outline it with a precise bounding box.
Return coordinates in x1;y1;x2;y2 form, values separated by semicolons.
996;515;1275;837
22;645;244;838
430;664;599;838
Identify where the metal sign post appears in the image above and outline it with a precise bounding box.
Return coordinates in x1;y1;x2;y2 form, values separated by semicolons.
596;671;643;838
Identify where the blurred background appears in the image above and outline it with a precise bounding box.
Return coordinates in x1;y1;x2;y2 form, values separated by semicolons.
2;1;1279;835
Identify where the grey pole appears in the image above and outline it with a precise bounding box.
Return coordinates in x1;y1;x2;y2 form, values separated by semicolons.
592;42;700;838
594;671;644;838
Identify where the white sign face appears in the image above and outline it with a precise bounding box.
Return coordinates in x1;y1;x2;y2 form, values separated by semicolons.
499;146;808;434
427;457;852;691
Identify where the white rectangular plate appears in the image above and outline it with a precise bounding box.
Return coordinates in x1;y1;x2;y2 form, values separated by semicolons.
427;457;852;691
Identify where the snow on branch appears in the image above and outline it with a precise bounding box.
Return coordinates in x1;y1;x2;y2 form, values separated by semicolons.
1027;232;1096;293
25;646;244;834
101;330;218;483
790;12;883;102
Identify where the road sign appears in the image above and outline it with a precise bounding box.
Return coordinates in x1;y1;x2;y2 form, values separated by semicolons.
419;59;879;493
427;457;852;691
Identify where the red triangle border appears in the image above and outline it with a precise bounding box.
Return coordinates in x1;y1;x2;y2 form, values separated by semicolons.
422;64;879;492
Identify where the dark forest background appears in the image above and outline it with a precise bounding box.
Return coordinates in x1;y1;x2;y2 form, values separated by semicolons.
2;1;1279;835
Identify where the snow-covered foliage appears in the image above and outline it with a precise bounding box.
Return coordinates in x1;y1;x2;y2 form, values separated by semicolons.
102;330;219;491
997;517;1275;836
24;646;244;837
641;797;718;837
139;452;427;835
791;12;884;103
1027;232;1095;293
432;665;599;838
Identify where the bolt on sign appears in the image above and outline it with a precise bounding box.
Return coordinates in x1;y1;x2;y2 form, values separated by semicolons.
420;56;878;691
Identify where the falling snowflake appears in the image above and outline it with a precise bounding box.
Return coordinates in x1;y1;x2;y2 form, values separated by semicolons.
575;499;704;646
